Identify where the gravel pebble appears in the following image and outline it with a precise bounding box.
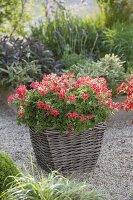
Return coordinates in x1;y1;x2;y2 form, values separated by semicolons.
0;96;133;200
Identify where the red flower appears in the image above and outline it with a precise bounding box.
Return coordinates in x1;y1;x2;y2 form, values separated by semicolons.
98;97;103;103
117;78;133;112
8;94;16;105
50;108;59;116
124;100;133;111
72;112;79;119
43;103;50;110
104;100;113;110
66;113;73;119
16;85;27;99
18;110;24;117
37;101;44;109
38;87;49;96
81;92;90;100
88;114;94;120
30;81;40;90
66;112;79;119
113;102;122;110
67;95;76;102
117;82;127;94
80;115;87;121
58;88;68;99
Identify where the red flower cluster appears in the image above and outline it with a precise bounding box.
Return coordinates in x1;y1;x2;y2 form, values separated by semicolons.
66;112;79;119
29;74;113;105
67;94;77;102
66;112;94;121
117;77;133;111
50;108;59;116
8;73;125;133
37;101;59;117
8;94;16;106
16;85;27;99
37;101;50;110
8;85;27;105
81;92;90;100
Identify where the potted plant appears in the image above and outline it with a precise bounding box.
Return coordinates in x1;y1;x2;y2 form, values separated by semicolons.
8;73;121;173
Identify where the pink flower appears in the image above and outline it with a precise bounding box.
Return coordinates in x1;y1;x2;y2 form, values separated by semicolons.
104;100;113;110
113;102;122;111
43;103;50;110
66;113;73;119
81;92;90;100
8;94;16;105
72;112;79;119
80;115;87;121
38;87;49;96
67;95;76;102
58;88;68;99
88;114;94;120
50;108;59;116
16;85;27;99
30;81;40;90
66;112;79;120
37;101;44;109
117;82;127;94
18;110;24;117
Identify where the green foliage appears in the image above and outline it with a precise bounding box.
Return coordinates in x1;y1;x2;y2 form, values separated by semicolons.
31;10;103;58
0;152;21;195
97;0;133;27
0;61;40;88
1;171;105;200
101;22;133;72
68;54;126;96
62;49;88;68
92;54;126;95
0;0;30;36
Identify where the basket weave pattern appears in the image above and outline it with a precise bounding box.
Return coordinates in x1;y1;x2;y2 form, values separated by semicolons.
29;123;106;173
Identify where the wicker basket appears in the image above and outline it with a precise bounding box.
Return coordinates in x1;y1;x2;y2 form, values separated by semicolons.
29;123;106;173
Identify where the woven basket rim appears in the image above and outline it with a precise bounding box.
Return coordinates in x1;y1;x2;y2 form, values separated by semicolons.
30;122;107;136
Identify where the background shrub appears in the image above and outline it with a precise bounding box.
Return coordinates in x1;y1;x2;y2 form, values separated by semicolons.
97;0;133;27
0;152;21;195
100;22;133;72
31;10;104;59
0;36;56;88
62;50;88;68
67;54;126;96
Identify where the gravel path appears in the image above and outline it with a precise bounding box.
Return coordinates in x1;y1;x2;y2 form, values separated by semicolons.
0;96;133;200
